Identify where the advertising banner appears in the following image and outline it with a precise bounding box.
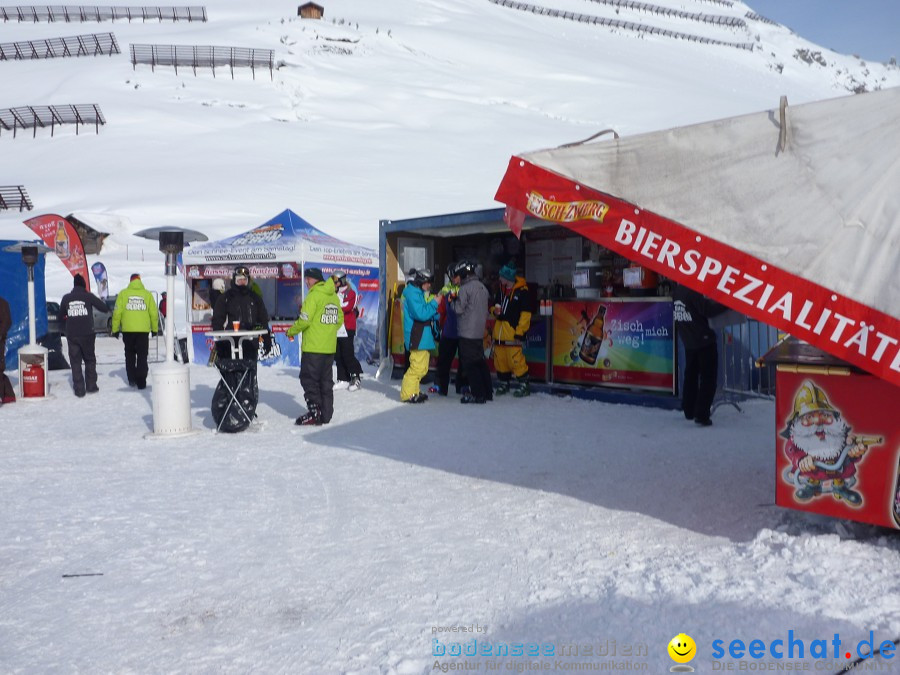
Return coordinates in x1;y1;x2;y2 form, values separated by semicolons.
24;214;91;291
90;261;109;299
551;299;674;391
775;370;900;529
495;159;900;388
191;264;379;368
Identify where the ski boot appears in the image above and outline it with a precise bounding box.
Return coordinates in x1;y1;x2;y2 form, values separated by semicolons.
404;392;428;403
296;403;323;426
512;376;530;398
348;374;361;392
494;375;511;396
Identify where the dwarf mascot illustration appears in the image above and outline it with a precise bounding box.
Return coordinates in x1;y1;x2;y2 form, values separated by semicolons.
781;380;881;507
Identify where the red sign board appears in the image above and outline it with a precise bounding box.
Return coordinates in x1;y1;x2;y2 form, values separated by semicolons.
774;370;900;529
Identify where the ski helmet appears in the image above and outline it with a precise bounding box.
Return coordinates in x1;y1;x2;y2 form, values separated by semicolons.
413;268;434;286
454;260;476;279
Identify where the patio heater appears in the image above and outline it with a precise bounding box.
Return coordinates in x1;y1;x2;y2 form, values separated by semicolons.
135;227;207;437
2;242;54;399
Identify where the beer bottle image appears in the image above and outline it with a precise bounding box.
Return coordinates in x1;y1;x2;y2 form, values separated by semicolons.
579;304;607;365
55;222;70;258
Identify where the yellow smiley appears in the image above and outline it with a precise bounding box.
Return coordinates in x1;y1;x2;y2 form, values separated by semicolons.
667;633;696;663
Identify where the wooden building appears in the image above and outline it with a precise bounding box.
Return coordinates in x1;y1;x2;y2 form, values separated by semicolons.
298;2;324;19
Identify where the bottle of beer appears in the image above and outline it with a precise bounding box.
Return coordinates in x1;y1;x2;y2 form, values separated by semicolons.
55;222;70;258
579;304;607;365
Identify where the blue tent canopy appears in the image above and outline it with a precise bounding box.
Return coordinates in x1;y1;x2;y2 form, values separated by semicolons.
1;240;48;370
183;209;375;262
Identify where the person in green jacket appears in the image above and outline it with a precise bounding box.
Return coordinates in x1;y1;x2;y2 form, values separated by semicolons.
111;273;158;390
286;268;343;426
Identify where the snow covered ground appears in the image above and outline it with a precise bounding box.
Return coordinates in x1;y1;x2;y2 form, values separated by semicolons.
2;0;899;672
1;340;898;673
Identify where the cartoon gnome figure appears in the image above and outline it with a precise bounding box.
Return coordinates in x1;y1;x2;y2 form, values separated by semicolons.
781;380;872;507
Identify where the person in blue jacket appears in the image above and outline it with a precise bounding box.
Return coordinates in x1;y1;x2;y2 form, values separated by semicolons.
400;268;439;403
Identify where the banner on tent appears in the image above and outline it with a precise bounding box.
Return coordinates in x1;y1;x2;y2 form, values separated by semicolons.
495;158;900;388
188;263;379;368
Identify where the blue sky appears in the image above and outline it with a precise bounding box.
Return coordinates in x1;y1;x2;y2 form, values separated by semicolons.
749;0;899;63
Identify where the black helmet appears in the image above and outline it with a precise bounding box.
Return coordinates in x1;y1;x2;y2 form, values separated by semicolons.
454;260;476;279
413;268;434;286
233;265;251;281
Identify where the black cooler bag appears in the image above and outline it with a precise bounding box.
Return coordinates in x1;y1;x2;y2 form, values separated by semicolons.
211;358;259;433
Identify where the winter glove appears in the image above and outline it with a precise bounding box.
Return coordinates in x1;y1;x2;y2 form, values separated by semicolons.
113;332;121;340
262;332;273;353
515;334;525;342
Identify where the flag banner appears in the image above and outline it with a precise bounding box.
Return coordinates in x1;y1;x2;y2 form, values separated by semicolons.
503;205;526;239
91;261;109;299
24;214;92;292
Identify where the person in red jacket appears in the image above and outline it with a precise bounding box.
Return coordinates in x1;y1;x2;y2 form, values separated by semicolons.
332;271;363;391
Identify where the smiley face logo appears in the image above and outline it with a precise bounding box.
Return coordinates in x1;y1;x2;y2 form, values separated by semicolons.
668;633;696;664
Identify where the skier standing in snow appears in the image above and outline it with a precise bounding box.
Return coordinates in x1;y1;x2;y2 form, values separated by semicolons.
450;260;493;404
332;271;363;392
212;265;271;362
429;263;467;397
0;294;17;405
287;268;343;425
672;283;727;426
59;274;109;397
111;273;158;390
400;268;439;403
491;261;532;397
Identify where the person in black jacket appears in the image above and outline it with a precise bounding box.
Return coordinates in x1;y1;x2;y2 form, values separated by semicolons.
673;283;728;426
212;265;271;360
0;294;15;404
59;274;110;397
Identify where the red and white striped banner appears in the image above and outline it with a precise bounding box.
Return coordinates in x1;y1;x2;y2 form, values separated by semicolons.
495;157;900;387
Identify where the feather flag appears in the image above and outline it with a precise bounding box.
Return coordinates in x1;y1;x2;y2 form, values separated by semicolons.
24;214;91;291
90;261;109;299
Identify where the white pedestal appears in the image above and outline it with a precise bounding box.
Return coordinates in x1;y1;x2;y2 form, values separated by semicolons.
18;344;50;399
147;363;198;438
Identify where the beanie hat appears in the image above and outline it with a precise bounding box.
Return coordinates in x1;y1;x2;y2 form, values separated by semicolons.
304;267;324;282
74;274;86;288
130;273;141;281
499;263;517;282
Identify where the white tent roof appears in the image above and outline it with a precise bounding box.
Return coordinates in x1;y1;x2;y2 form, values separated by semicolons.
516;88;900;318
494;88;900;384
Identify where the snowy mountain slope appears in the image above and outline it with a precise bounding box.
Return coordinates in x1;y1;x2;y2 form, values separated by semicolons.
0;0;897;302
